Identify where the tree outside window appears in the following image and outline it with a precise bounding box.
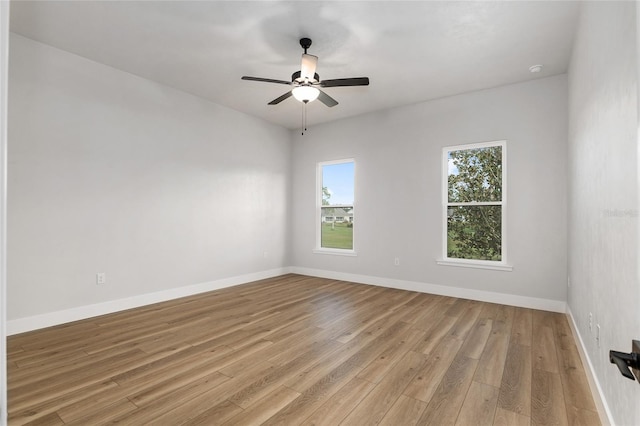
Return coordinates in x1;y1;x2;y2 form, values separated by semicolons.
444;141;505;262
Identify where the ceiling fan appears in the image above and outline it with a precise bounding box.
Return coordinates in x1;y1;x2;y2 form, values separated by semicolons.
242;38;370;133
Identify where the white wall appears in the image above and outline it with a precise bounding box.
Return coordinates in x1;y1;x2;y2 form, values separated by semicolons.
568;2;640;425
0;3;8;424
7;34;291;324
290;75;568;307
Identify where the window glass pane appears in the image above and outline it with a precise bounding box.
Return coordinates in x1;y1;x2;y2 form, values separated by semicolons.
447;205;501;261
320;161;354;250
448;146;502;203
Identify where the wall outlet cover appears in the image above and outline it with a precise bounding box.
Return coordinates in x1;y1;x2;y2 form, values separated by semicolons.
96;273;106;285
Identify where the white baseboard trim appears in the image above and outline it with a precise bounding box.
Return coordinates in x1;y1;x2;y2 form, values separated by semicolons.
289;267;567;313
566;306;614;426
8;266;567;335
7;267;290;336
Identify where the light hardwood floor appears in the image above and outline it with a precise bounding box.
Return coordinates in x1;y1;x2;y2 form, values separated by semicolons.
7;274;601;425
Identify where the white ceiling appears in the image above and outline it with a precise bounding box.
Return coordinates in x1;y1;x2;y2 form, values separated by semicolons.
9;1;580;130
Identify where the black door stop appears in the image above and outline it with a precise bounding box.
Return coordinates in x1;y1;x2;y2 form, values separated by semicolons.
610;347;639;381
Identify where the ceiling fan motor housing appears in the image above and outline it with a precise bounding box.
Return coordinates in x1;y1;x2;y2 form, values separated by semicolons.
292;70;320;84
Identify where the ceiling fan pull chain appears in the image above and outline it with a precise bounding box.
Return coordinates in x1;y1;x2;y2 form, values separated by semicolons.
302;100;309;135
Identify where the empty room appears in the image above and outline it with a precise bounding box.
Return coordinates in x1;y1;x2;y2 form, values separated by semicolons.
0;1;639;425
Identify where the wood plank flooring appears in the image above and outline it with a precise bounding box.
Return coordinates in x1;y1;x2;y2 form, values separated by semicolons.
7;274;601;425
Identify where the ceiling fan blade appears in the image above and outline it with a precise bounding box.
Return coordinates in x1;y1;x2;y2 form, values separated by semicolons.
268;91;293;105
300;54;318;81
317;89;338;107
242;76;292;86
320;77;370;87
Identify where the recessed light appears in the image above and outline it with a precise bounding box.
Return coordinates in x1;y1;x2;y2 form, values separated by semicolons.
529;64;543;73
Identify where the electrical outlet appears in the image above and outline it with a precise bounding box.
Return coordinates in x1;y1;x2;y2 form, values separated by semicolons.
589;312;593;331
96;272;106;285
394;257;400;266
596;324;601;347
567;276;571;288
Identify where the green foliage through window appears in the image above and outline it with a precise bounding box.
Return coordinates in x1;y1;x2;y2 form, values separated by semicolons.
445;143;504;261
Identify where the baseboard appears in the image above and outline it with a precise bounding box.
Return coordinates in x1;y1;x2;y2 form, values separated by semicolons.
289;267;567;313
8;266;567;335
7;267;290;336
566;306;614;426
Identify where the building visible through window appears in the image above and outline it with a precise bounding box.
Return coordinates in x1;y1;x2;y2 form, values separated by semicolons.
318;159;355;252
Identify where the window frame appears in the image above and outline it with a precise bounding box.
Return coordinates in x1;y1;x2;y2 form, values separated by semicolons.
437;140;512;271
314;158;357;256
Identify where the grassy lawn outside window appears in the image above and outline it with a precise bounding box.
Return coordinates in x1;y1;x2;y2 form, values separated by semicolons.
315;159;355;254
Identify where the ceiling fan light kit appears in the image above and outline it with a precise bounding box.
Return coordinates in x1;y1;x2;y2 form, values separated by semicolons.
241;37;370;134
292;86;320;103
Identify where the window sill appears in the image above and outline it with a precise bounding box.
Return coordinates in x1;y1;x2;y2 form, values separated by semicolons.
436;259;513;272
313;248;358;257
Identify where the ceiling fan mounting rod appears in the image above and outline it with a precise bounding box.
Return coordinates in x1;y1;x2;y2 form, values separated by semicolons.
300;37;312;54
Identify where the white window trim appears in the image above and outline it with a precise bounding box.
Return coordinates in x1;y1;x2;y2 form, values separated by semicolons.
315;158;357;256
312;248;358;256
436;258;513;272
438;140;512;271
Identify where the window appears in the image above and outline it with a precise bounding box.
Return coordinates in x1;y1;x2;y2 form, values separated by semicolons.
439;140;510;270
315;159;355;255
